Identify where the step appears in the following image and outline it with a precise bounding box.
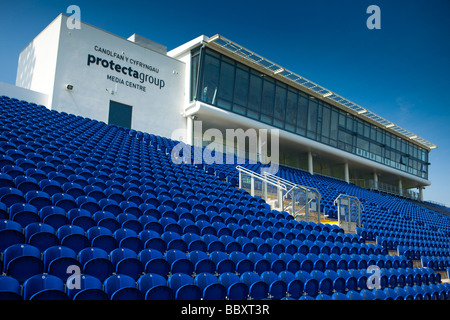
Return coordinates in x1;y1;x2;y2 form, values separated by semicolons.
436;271;449;282
388;250;398;256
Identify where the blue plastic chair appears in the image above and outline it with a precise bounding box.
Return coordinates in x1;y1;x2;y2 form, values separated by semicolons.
0;275;22;300
67;274;108;300
0;187;25;207
43;245;80;281
111;248;143;281
9;202;40;227
79;247;113;282
138;273;167;296
23;274;68;300
4;243;43;283
261;271;287;300
240;271;268;300
195;272;226;300
57;224;89;252
168;272;201;300
0;219;25;251
104;274;143;300
295;270;319;298
87;226;117;252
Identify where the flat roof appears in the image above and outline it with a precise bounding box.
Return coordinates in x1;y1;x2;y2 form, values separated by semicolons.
206;34;437;151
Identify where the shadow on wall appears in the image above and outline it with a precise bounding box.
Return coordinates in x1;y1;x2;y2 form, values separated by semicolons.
16;42;36;90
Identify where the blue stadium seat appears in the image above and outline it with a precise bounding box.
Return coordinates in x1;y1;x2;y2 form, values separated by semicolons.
57;224;89;252
168;272;201;300
67;274;108;300
0;275;22;300
4;243;43;283
23;274;68;300
194;272;226;300
240;271;268;300
110;247;144;281
0;219;25;251
79;247;113;282
104;274;143;300
43;245;80;282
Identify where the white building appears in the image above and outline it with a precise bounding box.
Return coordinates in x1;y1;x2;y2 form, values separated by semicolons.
15;14;185;140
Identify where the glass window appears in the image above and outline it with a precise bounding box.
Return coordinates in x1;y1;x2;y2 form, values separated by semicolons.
357;137;369;151
217;60;235;110
296;94;308;135
356;120;364;136
329;109;338;147
285;89;297;132
307;99;318;139
321;105;330;142
261;78;275;124
338;111;346;127
370;127;377;141
385;134;392;148
274;84;287;127
247;72;262;120
201;53;220;105
233;67;249;110
400;155;408;165
370;142;382;156
190;52;200;101
346;115;354;131
421;149;427;162
376;129;384;144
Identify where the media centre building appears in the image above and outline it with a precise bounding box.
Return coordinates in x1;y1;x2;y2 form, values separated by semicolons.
1;13;437;201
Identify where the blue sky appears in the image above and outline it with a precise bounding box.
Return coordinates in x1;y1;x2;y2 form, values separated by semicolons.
0;0;449;206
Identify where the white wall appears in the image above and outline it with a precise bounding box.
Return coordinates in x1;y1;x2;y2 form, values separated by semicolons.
16;15;61;107
0;81;48;106
16;14;186;140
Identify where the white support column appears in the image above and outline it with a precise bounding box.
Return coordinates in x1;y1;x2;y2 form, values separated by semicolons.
186;115;194;145
419;186;424;202
398;179;403;197
344;162;350;183
373;172;379;189
308;152;314;175
250;176;255;196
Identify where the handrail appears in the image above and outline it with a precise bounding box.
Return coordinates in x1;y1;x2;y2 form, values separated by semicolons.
333;194;365;211
237;165;323;223
236;165;287;191
262;170;322;202
333;194;364;230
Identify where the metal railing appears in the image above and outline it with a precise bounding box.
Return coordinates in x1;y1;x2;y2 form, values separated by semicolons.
333;194;364;233
236;166;322;223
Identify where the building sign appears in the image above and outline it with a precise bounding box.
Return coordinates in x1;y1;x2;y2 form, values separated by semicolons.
87;45;166;92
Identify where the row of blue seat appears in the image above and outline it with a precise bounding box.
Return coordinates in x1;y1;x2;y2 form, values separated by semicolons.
0;241;409;286
2;268;449;300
